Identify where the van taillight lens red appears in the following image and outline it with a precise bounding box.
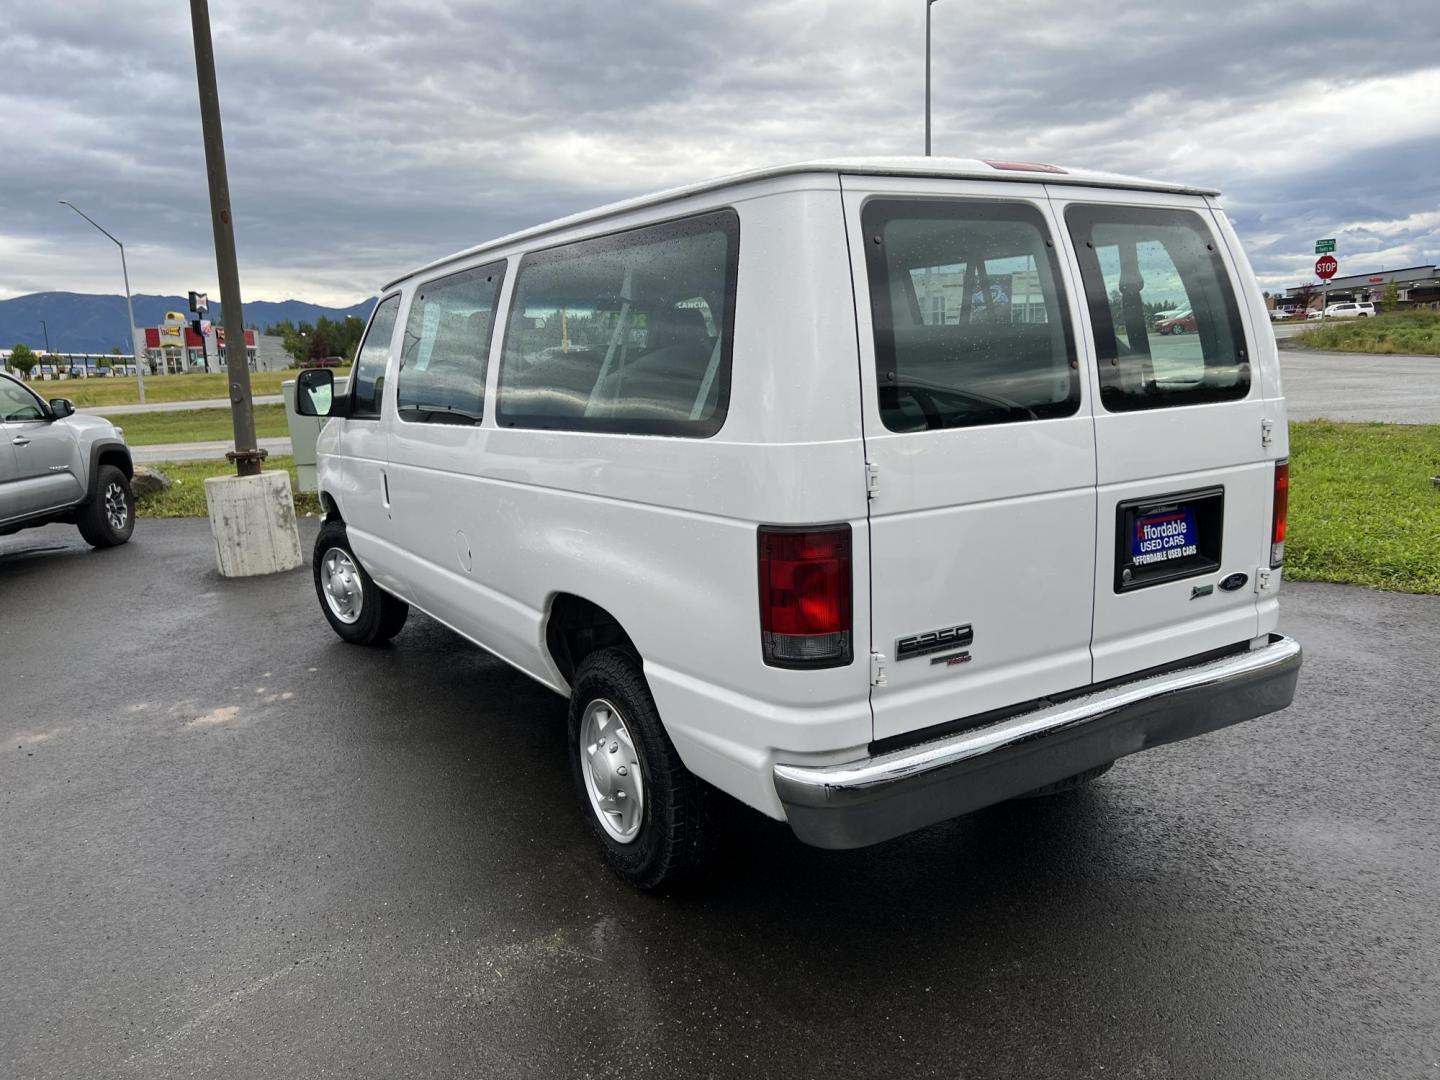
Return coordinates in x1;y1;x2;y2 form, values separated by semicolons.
758;525;853;668
1270;459;1289;568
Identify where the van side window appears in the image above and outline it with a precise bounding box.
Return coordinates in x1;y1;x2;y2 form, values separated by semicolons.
861;199;1080;433
1065;205;1250;411
496;209;739;437
397;262;505;425
350;294;401;419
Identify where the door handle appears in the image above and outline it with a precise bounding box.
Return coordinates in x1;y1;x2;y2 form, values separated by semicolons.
12;436;30;447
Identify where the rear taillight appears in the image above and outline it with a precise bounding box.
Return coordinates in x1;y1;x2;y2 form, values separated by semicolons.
758;525;852;668
1270;459;1289;568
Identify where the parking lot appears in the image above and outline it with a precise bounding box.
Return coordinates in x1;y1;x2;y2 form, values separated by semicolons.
3;518;1438;1078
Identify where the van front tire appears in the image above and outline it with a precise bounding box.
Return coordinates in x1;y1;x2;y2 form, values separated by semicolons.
313;520;409;645
568;648;712;889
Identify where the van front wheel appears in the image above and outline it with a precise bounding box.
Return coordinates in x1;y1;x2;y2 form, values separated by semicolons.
313;520;409;645
568;648;712;889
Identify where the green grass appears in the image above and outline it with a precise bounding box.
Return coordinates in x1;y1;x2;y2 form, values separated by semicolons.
135;455;322;520
1286;420;1440;593
134;420;1440;596
99;403;290;445
1295;310;1440;355
22;367;349;408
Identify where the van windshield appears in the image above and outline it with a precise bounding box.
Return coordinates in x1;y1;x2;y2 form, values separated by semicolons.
861;198;1080;433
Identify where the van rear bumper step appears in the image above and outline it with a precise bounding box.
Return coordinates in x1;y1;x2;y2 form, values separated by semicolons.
773;634;1301;850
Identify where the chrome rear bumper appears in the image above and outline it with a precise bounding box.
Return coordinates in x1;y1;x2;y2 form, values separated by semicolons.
774;634;1302;850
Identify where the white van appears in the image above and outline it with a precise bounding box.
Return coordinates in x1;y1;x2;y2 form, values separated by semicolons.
296;157;1301;888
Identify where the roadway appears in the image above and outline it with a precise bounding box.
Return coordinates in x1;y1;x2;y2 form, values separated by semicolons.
81;394;284;415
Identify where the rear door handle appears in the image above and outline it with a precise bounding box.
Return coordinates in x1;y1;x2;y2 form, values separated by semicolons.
12;436;29;447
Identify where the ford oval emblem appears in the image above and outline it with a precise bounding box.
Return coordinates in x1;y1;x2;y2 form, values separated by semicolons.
1219;572;1248;592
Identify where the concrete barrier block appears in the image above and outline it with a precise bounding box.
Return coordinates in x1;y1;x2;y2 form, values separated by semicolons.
203;471;304;577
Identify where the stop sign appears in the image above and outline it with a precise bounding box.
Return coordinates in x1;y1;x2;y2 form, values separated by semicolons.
1316;254;1338;280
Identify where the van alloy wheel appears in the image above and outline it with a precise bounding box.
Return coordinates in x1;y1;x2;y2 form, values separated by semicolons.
579;698;645;843
320;547;363;624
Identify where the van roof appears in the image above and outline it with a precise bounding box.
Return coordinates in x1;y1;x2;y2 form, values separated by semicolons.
385;156;1221;291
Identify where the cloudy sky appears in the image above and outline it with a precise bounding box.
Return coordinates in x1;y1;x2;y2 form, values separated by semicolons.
2;0;1436;305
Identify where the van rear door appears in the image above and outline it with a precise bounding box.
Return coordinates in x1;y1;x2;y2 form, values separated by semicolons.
1049;187;1269;681
842;176;1098;744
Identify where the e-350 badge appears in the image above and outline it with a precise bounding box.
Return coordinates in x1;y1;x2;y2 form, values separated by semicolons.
896;623;974;662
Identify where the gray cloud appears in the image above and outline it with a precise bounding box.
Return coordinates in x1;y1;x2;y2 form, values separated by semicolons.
1;0;1435;304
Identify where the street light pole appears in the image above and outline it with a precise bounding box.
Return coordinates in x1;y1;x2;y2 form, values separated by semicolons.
925;0;940;156
40;320;49;353
189;0;261;478
58;200;145;403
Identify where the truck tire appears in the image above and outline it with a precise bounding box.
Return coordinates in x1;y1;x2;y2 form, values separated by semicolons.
77;465;135;548
313;519;409;645
568;648;713;889
1017;761;1114;799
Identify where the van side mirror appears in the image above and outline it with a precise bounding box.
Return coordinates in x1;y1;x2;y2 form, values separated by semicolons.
48;398;76;419
296;368;338;417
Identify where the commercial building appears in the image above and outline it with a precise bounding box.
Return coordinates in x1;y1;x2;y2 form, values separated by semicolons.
0;349;139;380
139;311;261;374
1282;265;1440;310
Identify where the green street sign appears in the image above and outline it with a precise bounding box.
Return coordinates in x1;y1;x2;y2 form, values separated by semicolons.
1315;238;1336;254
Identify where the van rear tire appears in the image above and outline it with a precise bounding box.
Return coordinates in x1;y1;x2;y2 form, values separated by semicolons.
567;648;713;889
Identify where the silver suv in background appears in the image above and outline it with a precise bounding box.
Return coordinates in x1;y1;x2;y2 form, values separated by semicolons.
0;372;135;547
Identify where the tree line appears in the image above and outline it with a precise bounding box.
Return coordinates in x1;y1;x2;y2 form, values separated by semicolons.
263;315;367;366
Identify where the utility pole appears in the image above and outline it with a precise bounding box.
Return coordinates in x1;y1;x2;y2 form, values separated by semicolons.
58;201;145;402
189;0;262;477
925;0;939;156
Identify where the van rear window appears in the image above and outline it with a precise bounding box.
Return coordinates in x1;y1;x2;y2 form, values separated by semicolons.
1064;205;1250;411
861;199;1080;433
496;210;739;437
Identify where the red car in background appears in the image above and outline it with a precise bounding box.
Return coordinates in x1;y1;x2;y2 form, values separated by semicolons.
1154;310;1196;335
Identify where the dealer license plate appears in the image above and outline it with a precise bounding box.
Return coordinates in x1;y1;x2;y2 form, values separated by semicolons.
1130;506;1199;566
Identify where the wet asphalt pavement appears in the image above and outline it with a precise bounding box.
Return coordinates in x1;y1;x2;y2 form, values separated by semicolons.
3;520;1438;1079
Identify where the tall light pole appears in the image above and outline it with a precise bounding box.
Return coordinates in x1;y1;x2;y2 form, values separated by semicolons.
925;0;940;156
39;320;50;353
58;200;145;402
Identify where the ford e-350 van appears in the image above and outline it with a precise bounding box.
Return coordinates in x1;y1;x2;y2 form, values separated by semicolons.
296;157;1301;888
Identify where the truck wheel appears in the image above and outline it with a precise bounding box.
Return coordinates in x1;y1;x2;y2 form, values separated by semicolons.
77;465;134;548
1017;761;1114;799
313;520;409;645
568;648;713;889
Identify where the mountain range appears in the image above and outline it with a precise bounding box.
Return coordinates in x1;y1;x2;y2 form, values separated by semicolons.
0;292;377;354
